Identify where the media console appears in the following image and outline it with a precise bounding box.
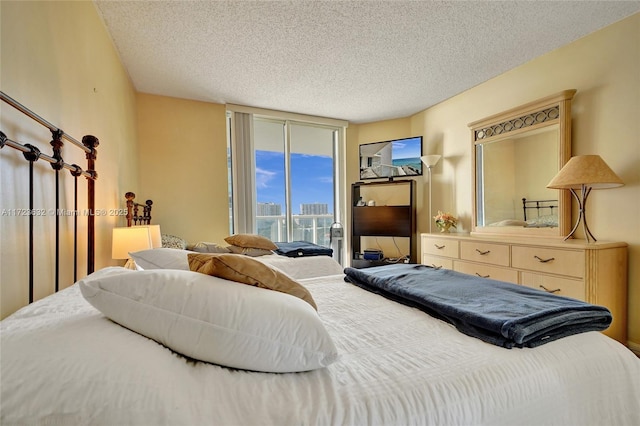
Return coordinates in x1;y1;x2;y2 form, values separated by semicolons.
351;180;416;268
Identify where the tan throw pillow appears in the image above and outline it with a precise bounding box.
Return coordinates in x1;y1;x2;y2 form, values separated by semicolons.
188;253;317;310
224;234;277;251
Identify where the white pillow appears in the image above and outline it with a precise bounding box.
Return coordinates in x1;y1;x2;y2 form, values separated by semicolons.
129;248;192;270
78;267;338;373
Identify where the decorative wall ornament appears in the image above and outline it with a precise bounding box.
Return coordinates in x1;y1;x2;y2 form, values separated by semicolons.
474;106;560;141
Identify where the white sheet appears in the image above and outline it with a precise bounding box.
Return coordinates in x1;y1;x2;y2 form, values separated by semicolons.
1;273;639;425
257;254;344;279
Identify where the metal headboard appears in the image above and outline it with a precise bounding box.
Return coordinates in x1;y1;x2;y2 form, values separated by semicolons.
522;198;557;221
1;91;98;303
125;192;153;226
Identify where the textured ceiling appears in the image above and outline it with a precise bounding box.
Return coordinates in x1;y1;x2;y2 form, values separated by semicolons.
93;1;640;123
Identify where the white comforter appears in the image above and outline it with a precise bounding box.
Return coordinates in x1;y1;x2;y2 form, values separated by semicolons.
1;273;639;425
257;254;344;279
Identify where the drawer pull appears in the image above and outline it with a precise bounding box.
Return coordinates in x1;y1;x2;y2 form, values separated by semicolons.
539;285;561;294
475;249;491;255
434;244;445;250
475;273;490;278
534;255;555;263
431;264;442;270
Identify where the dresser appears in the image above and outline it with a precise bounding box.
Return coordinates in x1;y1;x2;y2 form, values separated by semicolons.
421;233;628;344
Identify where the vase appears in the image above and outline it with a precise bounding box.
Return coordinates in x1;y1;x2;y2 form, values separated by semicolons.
437;222;451;233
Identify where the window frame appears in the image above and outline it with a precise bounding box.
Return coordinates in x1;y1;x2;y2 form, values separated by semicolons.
226;105;347;260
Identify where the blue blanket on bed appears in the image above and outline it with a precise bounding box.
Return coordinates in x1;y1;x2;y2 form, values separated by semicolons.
344;264;612;348
275;241;333;257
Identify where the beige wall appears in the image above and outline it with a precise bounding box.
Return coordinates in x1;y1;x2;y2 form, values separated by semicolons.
350;13;640;347
1;1;138;318
136;93;229;244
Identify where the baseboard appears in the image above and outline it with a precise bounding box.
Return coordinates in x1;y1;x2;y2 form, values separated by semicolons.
627;341;640;357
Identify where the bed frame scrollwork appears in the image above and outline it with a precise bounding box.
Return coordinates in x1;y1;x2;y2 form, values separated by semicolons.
1;91;98;303
125;192;153;226
522;198;557;222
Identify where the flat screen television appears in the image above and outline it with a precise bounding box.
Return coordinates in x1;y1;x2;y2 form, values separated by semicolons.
359;136;423;180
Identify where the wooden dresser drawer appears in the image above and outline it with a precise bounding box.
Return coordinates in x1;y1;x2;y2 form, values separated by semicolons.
453;261;519;284
422;237;459;258
511;246;584;278
422;254;453;270
520;272;585;300
459;241;510;267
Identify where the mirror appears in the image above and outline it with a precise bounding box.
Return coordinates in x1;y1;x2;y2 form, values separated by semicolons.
470;90;575;237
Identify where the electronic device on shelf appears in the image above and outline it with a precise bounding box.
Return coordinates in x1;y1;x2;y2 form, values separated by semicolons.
363;249;384;261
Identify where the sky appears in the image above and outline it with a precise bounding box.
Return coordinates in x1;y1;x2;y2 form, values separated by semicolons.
256;151;334;215
392;137;422;160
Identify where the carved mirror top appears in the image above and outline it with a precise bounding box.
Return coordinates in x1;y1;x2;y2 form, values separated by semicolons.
469;90;576;238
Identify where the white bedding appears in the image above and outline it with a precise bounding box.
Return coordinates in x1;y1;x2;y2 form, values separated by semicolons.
1;272;639;425
129;248;343;280
257;253;344;279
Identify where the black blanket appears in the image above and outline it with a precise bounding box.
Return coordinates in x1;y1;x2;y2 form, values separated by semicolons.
275;241;333;258
344;264;612;348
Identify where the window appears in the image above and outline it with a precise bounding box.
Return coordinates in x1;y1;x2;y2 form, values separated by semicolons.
227;106;347;250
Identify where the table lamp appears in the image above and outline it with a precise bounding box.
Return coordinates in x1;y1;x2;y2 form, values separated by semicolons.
547;155;623;242
112;224;162;261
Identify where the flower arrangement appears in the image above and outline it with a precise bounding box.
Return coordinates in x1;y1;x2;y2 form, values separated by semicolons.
433;211;457;232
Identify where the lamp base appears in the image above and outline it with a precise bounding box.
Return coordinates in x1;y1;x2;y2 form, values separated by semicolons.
565;185;596;243
124;258;138;270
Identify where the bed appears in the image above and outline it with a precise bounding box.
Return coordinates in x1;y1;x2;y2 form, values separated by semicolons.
2;264;639;425
120;193;342;279
522;197;558;227
2;95;639;426
488;198;559;228
127;245;343;280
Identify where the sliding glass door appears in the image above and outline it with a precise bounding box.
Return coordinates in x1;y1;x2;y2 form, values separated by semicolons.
290;123;336;246
254;118;338;246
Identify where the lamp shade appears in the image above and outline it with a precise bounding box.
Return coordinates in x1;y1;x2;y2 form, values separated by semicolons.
143;224;162;249
112;225;162;259
547;155;624;190
420;155;441;168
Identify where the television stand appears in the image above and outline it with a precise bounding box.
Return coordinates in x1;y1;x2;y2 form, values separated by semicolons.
351;180;416;268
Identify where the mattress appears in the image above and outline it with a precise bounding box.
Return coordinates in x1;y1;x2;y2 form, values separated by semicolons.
1;272;639;425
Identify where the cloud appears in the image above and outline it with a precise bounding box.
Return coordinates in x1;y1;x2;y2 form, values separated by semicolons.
256;167;277;189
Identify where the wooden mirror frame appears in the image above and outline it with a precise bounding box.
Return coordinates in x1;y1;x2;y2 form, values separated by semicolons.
469;90;576;238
